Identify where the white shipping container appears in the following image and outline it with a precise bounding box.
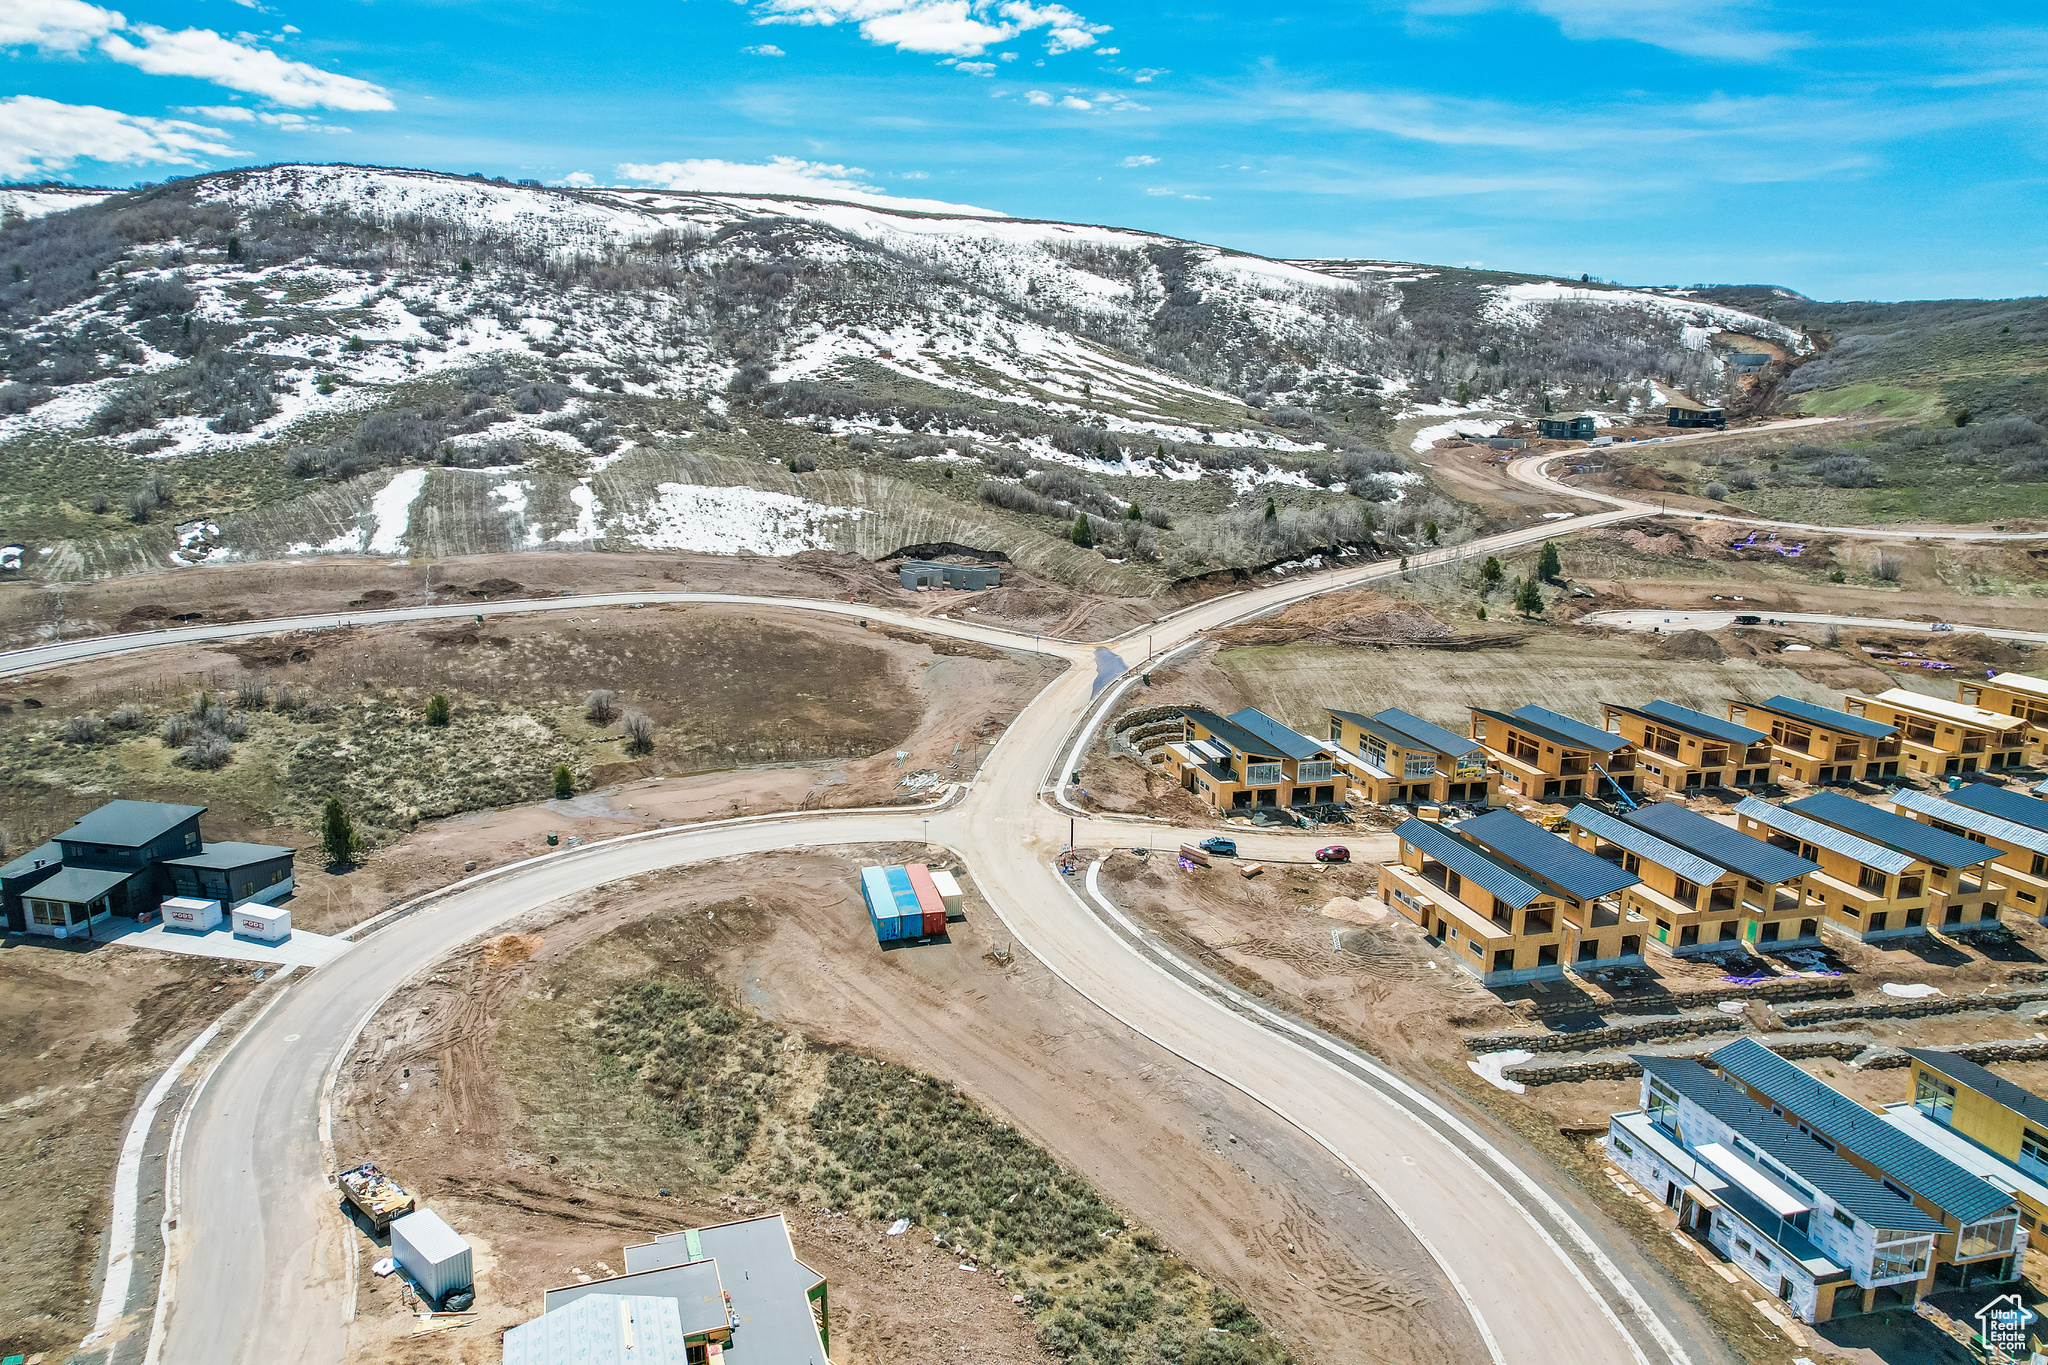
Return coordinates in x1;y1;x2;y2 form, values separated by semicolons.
390;1208;473;1302
161;896;222;932
232;907;291;942
929;869;965;917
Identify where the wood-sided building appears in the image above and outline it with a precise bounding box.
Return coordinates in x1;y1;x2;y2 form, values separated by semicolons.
1164;708;1346;815
1567;802;1821;954
1843;689;2034;778
1380;808;1644;986
1666;393;1726;429
1728;695;1903;785
1602;700;1777;793
1786;791;2008;933
1469;704;1637;803
1960;674;2048;766
1890;787;2048;923
1326;707;1493;807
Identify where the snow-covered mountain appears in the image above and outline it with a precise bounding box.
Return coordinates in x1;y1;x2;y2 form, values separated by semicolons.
0;165;1799;585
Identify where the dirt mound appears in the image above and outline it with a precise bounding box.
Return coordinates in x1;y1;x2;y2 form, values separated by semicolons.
1616;464;1681;491
1649;630;1725;661
1614;528;1694;557
222;637;318;668
469;576;524;596
1211;589;1460;648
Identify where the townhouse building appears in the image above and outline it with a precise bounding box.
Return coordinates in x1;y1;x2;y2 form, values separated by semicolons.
1783;790;2007;932
1609;1054;1949;1322
1566;803;1820;954
1945;780;2048;834
1326;707;1493;807
1164;708;1346;815
1726;695;1903;785
1714;1038;2026;1295
1733;797;1943;941
1601;700;1777;793
1468;703;1637;802
1843;689;2033;777
1889;1049;2048;1237
1379;808;1643;986
1889;787;2048;922
1959;673;2048;762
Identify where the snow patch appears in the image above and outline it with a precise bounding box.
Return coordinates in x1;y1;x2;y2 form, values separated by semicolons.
1468;1051;1531;1094
612;484;867;554
366;469;429;555
1411;419;1507;453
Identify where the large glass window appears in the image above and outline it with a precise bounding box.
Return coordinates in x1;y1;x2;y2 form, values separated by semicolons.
2019;1129;2048;1183
1913;1072;1956;1123
1871;1235;1932;1282
1959;1215;2017;1260
1647;1077;1680;1131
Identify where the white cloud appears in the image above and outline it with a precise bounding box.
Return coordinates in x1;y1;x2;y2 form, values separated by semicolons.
102;24;393;109
3;2;390;110
555;171;599;187
999;50;1017;60
1097;45;1118;54
1143;185;1173;194
955;59;995;74
1058;95;1090;109
281;23;298;33
1119;154;1157;166
178;103;257;121
616;156;1007;216
0;94;234;178
742;43;786;55
0;0;122;51
752;0;1107;58
1025;89;1053;104
1407;0;1803;62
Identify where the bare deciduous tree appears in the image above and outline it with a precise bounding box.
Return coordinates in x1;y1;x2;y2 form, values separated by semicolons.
621;708;655;755
585;689;620;724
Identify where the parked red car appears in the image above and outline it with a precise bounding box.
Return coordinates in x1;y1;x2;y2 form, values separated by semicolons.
1315;845;1350;863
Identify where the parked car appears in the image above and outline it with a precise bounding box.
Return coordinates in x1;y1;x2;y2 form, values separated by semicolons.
1198;836;1237;858
1931;621;1954;632
1733;614;1762;626
1315;845;1350;863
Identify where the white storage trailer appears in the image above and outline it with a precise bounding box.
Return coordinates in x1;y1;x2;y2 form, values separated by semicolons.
160;896;222;932
929;869;965;918
389;1208;473;1303
231;906;291;943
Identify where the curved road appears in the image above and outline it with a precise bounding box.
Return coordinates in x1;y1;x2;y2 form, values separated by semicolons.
20;508;1734;1365
1509;450;2048;543
1582;608;2048;646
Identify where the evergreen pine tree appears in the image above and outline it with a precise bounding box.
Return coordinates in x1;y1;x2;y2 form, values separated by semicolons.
320;796;361;866
1070;514;1094;548
1480;556;1504;592
1264;497;1277;521
1515;579;1544;615
424;693;451;726
552;764;574;799
1537;541;1563;582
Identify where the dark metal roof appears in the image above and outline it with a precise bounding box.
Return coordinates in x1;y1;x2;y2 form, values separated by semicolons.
60;800;204;848
1711;1038;2015;1224
543;1262;730;1338
692;1215;828;1365
1636;1053;1946;1233
1458;808;1641;900
1567;805;1723;885
1946;782;2048;835
1786;791;1996;870
1753;695;1896;740
0;840;62;882
1626;803;1820;884
1734;797;1912;875
1904;1049;2048;1136
1371;708;1480;758
1226;708;1329;762
25;865;132;904
1393;817;1543;910
1510;704;1631;753
160;841;296;871
1892;789;2048;857
1180;708;1279;760
1634;699;1768;746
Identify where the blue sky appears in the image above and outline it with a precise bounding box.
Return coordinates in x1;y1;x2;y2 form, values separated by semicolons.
5;0;2043;300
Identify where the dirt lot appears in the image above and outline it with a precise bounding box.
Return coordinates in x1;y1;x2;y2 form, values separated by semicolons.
0;939;267;1363
1;606;1060;932
330;845;1483;1365
0;547;1158;655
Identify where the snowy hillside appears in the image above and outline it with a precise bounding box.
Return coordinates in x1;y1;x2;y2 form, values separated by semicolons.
0;165;1798;586
0;186;114;222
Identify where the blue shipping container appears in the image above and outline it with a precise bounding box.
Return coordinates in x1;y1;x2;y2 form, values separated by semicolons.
861;865;915;943
882;865;923;939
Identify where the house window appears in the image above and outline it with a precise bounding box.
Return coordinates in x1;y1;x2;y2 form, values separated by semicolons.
1647;1078;1680;1130
1857;866;1887;895
1914;1073;1956;1123
2020;1129;2048;1182
1613;1137;1635;1158
1832;1209;1855;1231
1897;875;1923;898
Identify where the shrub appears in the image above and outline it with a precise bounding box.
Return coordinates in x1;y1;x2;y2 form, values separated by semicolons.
106;702;146;730
160;714;197;745
126;488;156;522
552;764;574;799
786;453;817;474
320;795;362;865
180;733;233;769
62;713;106;744
1817;456;1879;487
585;689;619;724
424;693;451;726
1703;481;1729;500
236;678;270;710
621;708;656;754
1873;552;1903;582
1725;467;1757;491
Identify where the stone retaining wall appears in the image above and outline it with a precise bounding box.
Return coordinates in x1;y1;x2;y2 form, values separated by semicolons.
1778;986;2048;1029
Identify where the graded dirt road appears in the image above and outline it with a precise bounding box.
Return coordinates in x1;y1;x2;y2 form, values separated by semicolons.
23;505;1739;1365
1581;607;2048;645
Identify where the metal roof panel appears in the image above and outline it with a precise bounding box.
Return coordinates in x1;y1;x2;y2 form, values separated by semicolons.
1567;805;1724;885
60;799;204;848
1509;704;1631;753
1182;708;1281;760
1637;700;1769;746
1733;797;1913;875
1753;695;1896;740
1458;808;1641;899
1891;789;2048;857
1903;1049;2048;1136
1711;1038;2015;1223
1787;791;1997;869
1225;708;1328;761
1945;783;2048;835
1625;803;1821;884
1393;817;1544;910
1371;708;1479;758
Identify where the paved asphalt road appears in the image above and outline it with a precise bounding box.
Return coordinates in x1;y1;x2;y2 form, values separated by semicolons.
1582;608;2048;647
18;503;1742;1365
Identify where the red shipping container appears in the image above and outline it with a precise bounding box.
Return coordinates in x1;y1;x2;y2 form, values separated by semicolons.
905;863;948;937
